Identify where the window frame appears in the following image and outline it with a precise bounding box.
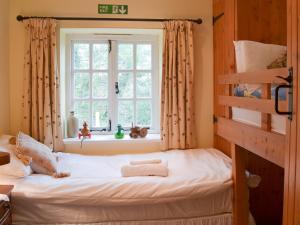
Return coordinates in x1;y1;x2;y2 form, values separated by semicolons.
65;33;161;134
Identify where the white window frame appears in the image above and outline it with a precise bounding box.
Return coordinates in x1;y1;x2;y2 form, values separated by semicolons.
65;33;160;134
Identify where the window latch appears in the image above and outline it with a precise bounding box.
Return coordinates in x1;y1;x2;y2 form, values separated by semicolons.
108;40;112;53
108;119;112;132
115;82;120;94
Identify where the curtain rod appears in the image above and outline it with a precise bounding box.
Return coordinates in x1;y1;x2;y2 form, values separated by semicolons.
16;15;203;24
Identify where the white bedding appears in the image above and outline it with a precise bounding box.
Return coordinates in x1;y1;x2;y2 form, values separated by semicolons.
232;108;286;134
0;148;233;224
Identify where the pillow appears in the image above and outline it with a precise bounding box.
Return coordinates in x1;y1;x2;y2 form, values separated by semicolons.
16;132;69;178
0;136;32;178
234;40;287;72
233;40;287;94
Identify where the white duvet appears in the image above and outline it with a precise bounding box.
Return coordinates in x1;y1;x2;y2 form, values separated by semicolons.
0;148;232;206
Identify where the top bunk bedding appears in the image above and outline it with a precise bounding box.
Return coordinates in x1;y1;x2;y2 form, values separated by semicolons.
0;148;232;206
232;40;287;134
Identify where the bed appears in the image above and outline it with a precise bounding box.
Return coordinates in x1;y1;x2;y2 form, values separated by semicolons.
0;148;239;225
216;40;289;225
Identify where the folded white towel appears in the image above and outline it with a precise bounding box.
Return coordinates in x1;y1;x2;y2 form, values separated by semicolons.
130;159;162;165
0;194;9;202
121;163;168;177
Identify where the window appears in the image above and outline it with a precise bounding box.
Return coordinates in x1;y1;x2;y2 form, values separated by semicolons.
66;34;160;133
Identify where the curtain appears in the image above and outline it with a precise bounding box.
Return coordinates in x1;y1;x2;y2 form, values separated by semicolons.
22;19;64;151
161;21;195;150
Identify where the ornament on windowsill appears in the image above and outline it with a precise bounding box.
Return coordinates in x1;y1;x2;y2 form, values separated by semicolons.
79;121;92;138
114;124;125;139
67;111;79;138
139;127;148;138
129;124;148;139
129;126;140;138
78;121;92;148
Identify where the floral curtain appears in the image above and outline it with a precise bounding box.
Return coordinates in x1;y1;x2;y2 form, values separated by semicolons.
161;21;195;150
22;19;64;151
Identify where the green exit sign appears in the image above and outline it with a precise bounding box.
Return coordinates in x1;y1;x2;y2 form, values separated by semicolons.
98;4;128;15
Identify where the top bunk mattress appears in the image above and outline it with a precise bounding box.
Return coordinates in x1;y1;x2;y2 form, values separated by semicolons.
0;148;232;206
233;40;287;134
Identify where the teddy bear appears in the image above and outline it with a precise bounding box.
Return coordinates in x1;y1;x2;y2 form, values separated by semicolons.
9;136;32;166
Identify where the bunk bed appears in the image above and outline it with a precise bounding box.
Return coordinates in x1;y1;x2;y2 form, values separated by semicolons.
218;40;289;168
217;46;289;225
213;0;289;224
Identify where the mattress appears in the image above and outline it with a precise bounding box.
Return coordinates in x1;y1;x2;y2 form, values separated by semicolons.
232;108;286;134
0;148;233;224
233;40;287;135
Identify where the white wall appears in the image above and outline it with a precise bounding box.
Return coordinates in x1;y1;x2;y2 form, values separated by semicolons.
8;0;214;154
0;0;10;135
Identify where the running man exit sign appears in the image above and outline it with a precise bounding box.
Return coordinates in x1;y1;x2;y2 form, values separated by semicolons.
98;4;128;15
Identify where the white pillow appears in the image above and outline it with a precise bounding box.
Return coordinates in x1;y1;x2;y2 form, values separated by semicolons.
16;132;69;178
233;40;287;93
0;144;32;178
234;40;287;73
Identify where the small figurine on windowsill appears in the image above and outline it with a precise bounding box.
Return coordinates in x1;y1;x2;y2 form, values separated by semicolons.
78;121;92;139
78;121;92;148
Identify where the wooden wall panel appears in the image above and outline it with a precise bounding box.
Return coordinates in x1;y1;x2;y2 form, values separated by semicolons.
231;144;249;225
247;151;284;225
213;0;225;119
213;0;231;156
283;0;299;224
236;0;287;45
296;54;300;224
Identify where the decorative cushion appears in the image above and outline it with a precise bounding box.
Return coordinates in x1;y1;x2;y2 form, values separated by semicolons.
0;135;32;178
16;132;69;178
267;53;287;69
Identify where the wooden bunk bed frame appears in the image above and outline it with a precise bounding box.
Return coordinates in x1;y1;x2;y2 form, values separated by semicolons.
212;0;296;225
217;67;289;168
217;67;290;225
213;0;300;224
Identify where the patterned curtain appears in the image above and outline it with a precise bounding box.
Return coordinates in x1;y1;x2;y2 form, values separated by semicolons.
22;19;64;151
161;21;195;150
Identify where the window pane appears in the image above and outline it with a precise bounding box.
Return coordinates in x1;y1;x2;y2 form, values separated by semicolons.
136;44;152;70
118;100;134;127
118;72;133;98
92;101;108;128
93;73;108;98
136;72;152;98
74;43;89;70
136;100;152;127
93;44;108;70
74;73;90;99
74;101;90;126
118;44;133;70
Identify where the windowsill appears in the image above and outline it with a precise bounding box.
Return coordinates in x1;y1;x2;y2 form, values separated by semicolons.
63;133;161;144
